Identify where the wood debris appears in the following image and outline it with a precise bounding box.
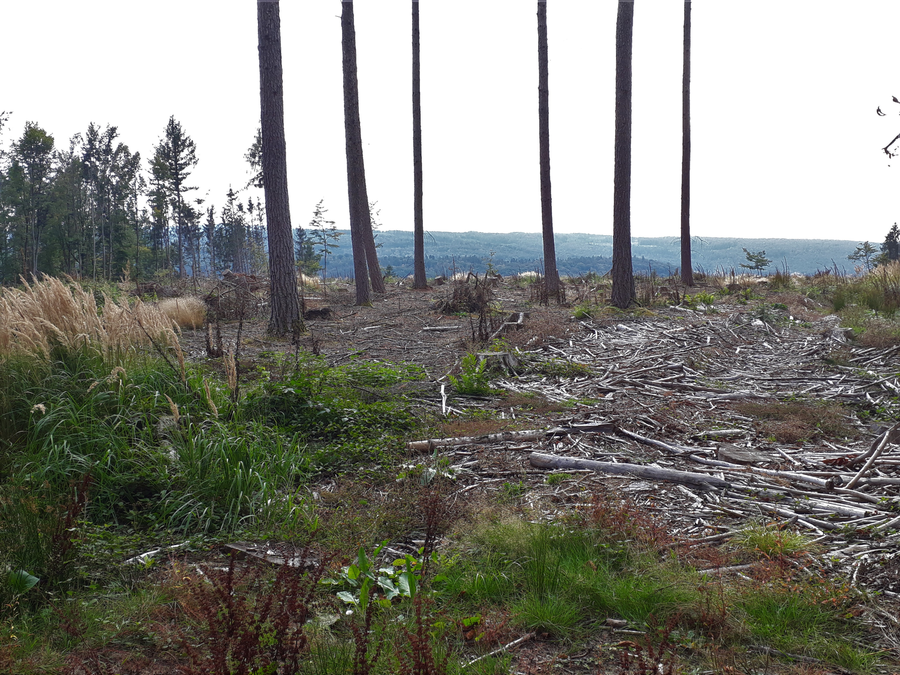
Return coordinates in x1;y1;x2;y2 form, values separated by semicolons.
409;311;900;601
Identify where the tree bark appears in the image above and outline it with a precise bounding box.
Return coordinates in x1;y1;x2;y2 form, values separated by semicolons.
341;1;383;303
680;0;694;287
529;453;731;490
611;0;635;309
341;0;371;305
538;0;560;301
257;0;301;335
411;0;428;289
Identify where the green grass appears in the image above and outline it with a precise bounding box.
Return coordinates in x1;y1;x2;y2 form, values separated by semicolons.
437;518;695;637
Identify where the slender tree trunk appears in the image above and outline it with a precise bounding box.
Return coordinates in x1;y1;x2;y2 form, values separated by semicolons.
611;0;635;309
176;194;184;279
538;0;559;300
257;0;301;335
411;0;427;289
342;0;373;304
680;0;693;287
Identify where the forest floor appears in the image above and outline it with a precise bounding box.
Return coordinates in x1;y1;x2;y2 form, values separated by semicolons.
7;272;900;674
170;273;900;674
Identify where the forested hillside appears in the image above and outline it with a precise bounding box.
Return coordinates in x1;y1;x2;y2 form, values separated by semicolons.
326;230;861;278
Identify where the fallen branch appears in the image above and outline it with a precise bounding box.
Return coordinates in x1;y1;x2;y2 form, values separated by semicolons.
529;452;731;490
687;454;839;490
846;420;900;488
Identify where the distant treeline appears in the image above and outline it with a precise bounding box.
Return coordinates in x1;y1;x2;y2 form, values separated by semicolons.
320;231;861;278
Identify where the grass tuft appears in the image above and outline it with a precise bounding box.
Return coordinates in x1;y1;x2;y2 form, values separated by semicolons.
157;296;207;329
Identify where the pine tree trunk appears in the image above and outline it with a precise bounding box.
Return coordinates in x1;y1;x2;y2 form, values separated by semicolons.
680;0;694;287
257;0;301;335
611;0;635;309
411;0;427;290
538;0;559;300
341;0;372;305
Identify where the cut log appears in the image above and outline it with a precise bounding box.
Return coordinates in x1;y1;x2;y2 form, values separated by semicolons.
529;452;731;490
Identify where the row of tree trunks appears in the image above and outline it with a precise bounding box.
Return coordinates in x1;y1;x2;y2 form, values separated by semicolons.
257;0;693;322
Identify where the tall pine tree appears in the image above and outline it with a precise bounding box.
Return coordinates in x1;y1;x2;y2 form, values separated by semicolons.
152;116;198;279
257;0;301;334
611;0;636;309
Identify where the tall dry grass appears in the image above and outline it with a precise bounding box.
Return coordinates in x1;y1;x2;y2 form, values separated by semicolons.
158;296;207;329
0;276;180;361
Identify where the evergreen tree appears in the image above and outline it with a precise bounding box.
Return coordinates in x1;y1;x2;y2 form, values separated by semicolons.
7;122;55;277
245;127;264;190
257;0;301;335
152;116;198;279
740;248;771;275
221;188;249;275
848;241;877;272
612;0;636;309
297;199;327;277
537;0;560;300
411;0;427;289
680;0;694;286
309;199;341;282
341;0;384;303
204;204;219;278
882;223;900;262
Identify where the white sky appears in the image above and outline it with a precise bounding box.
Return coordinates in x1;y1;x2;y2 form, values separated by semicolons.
2;0;900;243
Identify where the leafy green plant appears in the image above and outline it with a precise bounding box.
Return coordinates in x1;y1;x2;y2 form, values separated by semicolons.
499;481;526;503
6;570;39;597
572;302;597;320
323;542;434;611
448;353;493;396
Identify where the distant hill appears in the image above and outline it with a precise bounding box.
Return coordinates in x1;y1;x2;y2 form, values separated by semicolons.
317;231;861;278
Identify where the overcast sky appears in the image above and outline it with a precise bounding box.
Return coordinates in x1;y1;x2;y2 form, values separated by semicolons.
3;0;900;244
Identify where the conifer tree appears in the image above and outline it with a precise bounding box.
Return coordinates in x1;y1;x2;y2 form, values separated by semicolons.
537;0;560;300
152;116;198;279
257;0;301;334
611;0;636;309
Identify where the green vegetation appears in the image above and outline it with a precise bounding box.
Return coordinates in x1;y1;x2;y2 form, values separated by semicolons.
0;275;891;673
449;352;494;396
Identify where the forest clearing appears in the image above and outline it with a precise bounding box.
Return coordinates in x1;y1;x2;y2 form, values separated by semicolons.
2;268;900;674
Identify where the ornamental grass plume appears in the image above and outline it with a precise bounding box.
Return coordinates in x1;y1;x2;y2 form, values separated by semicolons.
158;296;207;329
0;276;180;362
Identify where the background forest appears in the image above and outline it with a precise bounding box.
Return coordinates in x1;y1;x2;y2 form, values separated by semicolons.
0;112;885;286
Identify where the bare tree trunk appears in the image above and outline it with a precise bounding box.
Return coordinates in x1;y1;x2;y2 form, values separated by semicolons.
411;0;427;290
680;0;694;287
257;0;301;335
341;0;373;305
537;0;560;300
611;0;635;309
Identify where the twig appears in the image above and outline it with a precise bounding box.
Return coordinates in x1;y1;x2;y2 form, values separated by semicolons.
461;632;535;669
